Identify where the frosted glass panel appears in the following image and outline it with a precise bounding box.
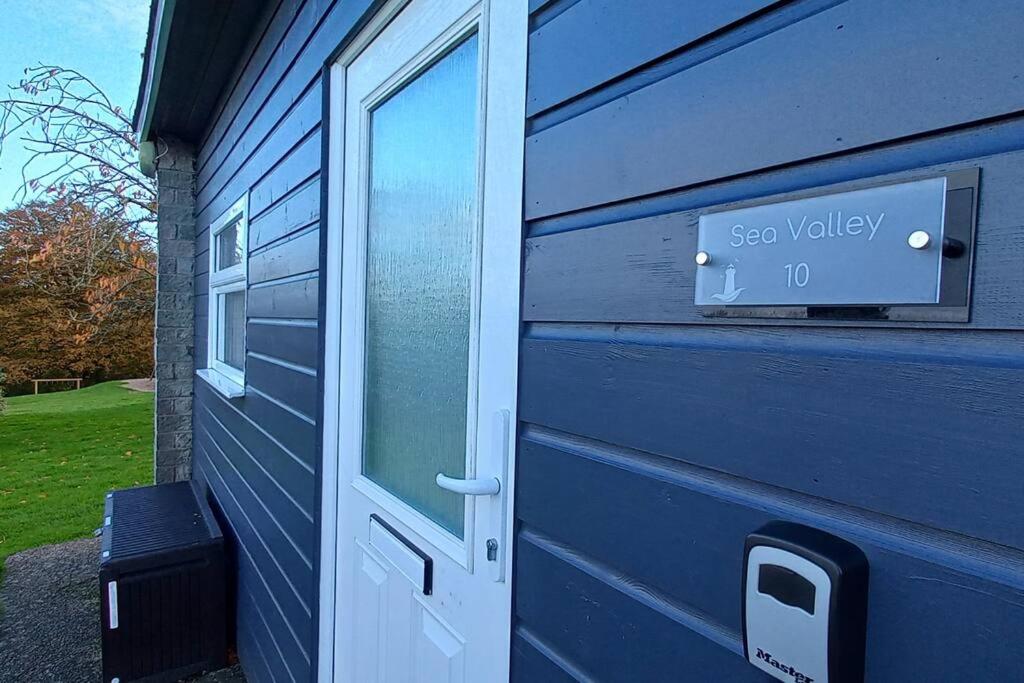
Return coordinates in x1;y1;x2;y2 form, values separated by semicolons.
362;35;479;538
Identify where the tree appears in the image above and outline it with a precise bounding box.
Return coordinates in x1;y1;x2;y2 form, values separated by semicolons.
0;65;156;393
1;198;155;322
0;199;155;390
0;65;155;232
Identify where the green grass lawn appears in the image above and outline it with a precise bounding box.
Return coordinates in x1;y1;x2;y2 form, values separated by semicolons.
0;381;153;569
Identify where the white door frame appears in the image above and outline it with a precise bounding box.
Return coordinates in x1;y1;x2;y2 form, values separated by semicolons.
317;0;528;679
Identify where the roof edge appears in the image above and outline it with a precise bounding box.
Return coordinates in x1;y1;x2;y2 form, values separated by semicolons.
134;0;177;145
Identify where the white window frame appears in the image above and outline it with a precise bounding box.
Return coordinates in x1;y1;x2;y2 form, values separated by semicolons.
199;194;248;398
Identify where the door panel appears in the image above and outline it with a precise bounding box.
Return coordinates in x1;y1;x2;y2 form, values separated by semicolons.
353;548;387;682
353;538;470;683
415;605;466;683
325;1;527;681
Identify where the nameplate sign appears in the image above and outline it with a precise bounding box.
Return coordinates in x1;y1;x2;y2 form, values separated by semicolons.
694;177;947;306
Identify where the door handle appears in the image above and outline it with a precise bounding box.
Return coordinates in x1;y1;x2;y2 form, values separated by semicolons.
435;473;500;496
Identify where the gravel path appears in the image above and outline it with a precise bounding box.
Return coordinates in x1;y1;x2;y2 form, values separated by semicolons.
121;378;155;392
0;538;102;682
0;538;245;682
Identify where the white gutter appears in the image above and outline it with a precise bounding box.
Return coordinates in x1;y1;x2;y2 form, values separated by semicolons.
137;0;177;177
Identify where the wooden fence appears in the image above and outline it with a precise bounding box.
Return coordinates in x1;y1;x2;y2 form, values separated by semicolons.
31;378;82;394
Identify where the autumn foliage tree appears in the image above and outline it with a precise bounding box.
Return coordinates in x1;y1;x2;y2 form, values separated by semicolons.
0;66;156;394
0;199;155;391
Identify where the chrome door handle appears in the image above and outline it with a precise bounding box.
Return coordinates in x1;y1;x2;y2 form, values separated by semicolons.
435;473;500;496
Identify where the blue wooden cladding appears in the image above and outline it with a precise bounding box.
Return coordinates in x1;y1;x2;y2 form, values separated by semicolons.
515;0;1024;681
516;432;1024;681
527;0;776;116
181;0;1024;680
525;0;1024;219
189;1;376;682
520;326;1024;549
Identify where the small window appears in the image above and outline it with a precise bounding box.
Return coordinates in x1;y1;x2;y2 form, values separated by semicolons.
215;219;245;271
200;195;248;398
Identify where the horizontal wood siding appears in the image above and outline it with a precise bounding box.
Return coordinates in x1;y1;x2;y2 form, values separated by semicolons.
190;1;376;681
526;0;777;116
516;431;1024;681
520;325;1024;548
523;148;1024;328
515;1;1024;680
525;0;1024;219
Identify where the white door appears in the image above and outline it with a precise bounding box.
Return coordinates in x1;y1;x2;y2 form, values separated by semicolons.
321;0;527;681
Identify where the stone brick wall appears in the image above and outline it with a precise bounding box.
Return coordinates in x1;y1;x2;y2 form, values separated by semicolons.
153;138;196;483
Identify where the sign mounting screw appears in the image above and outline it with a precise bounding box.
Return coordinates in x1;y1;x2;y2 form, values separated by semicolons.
942;237;965;258
907;230;931;250
694;251;712;266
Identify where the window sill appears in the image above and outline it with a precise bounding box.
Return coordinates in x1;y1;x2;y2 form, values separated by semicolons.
196;368;245;399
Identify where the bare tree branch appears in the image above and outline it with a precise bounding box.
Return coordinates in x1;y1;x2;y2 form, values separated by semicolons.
0;65;156;240
0;64;157;346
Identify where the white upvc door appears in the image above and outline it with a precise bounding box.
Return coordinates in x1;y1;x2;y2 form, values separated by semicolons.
319;0;527;681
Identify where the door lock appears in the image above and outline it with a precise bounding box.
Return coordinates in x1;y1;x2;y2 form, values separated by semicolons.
486;538;498;562
743;522;869;683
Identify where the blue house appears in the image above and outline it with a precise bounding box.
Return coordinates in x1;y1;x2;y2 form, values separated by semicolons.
135;1;1024;681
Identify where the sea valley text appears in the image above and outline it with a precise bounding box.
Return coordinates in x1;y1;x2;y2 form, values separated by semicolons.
728;210;885;248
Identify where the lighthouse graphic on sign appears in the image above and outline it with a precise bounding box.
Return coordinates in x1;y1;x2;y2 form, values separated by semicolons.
712;264;746;303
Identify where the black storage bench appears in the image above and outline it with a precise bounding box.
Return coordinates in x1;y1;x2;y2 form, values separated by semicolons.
100;481;227;683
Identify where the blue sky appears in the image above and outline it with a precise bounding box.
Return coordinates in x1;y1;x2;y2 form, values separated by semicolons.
0;0;150;208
